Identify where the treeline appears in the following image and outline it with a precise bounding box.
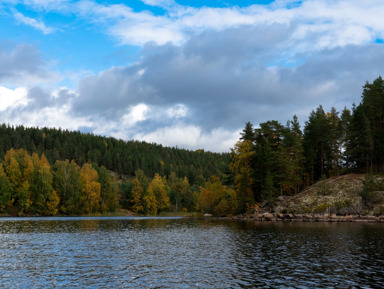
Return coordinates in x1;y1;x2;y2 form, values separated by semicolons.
0;148;118;215
2;77;382;217
229;76;384;211
0;125;231;216
0;147;234;216
0;124;230;184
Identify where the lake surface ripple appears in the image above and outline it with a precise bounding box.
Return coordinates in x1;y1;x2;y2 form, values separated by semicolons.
1;217;384;288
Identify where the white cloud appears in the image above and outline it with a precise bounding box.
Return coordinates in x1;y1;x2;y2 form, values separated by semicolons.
166;104;188;119
3;0;384;153
141;0;176;8
75;0;384;50
13;0;384;49
13;11;55;34
19;105;92;130
22;0;71;11
0;86;29;112
111;20;184;46
0;86;90;131
133;124;240;152
121;103;150;126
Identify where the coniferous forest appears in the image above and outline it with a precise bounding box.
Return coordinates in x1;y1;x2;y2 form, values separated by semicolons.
0;77;383;216
0;125;229;215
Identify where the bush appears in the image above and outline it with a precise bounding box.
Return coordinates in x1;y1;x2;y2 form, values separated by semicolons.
360;175;384;207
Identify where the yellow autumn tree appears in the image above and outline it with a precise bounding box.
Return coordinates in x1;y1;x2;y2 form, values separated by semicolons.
142;189;157;215
199;176;238;216
4;148;33;214
147;173;170;213
30;153;60;215
130;177;144;213
79;163;101;214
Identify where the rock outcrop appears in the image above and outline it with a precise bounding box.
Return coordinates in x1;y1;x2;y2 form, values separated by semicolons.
238;174;384;223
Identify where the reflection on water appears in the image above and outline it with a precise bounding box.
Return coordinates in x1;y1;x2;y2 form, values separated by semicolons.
1;217;384;288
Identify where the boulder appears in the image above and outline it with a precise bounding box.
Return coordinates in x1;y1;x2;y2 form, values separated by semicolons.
261;212;275;221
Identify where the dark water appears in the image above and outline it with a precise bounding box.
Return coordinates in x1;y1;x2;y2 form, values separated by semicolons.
1;217;384;288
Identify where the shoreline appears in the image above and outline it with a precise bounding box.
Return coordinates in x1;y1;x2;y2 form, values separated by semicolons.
230;212;384;223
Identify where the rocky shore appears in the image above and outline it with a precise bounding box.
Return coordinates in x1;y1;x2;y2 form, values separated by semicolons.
231;174;384;223
233;212;384;223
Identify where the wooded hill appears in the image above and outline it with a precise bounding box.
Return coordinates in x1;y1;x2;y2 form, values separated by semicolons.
0;127;230;216
0;125;230;184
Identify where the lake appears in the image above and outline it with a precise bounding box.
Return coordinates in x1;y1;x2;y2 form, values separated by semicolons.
1;217;384;288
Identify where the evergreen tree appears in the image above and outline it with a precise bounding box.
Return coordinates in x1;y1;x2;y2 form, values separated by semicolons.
303;106;330;183
240;121;255;142
229;140;255;212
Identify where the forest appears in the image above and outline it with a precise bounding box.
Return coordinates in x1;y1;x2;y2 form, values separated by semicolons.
0;125;229;215
0;77;383;216
230;76;384;213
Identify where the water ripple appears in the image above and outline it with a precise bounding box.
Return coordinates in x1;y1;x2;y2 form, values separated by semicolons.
1;218;384;288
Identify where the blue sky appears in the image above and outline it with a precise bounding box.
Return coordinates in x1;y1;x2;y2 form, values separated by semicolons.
0;0;384;152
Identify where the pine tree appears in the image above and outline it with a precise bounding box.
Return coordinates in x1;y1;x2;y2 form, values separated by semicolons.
229;140;255;212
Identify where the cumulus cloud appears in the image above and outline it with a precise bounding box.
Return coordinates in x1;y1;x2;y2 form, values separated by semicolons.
1;0;384;152
0;85;90;131
68;0;384;49
0;43;46;83
133;124;240;152
69;29;384;142
0;86;29;112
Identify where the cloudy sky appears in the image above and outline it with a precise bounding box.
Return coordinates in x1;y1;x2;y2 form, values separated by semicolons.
0;0;383;152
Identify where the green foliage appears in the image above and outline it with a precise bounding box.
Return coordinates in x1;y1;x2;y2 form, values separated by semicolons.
53;160;82;214
0;124;230;185
313;202;329;213
0;164;12;211
317;175;332;196
360;175;384;207
230;140;255;212
332;199;352;214
94;165;119;213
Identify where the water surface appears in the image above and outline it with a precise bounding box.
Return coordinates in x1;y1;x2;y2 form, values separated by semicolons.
1;217;384;288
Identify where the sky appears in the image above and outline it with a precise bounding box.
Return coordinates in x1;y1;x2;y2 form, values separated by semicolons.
0;0;383;152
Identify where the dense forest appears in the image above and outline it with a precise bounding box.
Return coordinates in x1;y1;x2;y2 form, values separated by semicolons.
230;76;384;213
0;126;230;216
0;76;383;216
0;126;229;182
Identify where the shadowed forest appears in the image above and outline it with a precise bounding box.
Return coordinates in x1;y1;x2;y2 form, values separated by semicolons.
0;77;383;216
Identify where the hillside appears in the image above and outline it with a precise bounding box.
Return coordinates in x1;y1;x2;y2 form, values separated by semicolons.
245;174;384;222
0;124;230;184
